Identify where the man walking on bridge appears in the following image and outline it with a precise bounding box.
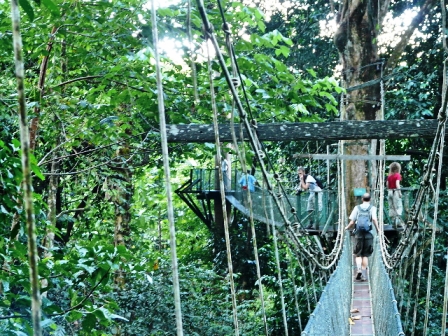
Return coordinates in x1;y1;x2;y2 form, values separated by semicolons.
345;193;379;281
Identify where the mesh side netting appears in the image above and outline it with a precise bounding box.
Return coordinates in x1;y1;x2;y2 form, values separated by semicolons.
370;233;405;335
301;234;352;335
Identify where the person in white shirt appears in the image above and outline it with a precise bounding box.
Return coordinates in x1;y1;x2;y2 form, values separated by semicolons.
221;156;230;190
345;193;380;281
297;167;322;229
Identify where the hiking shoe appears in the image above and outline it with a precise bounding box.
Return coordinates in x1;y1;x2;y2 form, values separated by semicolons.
356;271;362;280
361;275;367;282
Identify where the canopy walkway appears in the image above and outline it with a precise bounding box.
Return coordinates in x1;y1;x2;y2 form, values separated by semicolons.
176;168;413;335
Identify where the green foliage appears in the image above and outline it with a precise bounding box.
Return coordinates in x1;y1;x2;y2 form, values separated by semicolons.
0;140;22;232
1;0;447;333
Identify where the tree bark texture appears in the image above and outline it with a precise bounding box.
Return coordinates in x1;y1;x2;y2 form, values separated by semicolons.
165;119;439;142
10;0;42;334
41;151;59;297
29;26;58;151
334;0;381;210
333;0;437;210
113;167;132;287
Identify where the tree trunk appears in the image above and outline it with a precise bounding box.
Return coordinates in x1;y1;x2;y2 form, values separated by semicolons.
112;158;132;286
29;26;58;151
334;0;437;211
41;148;59;296
334;0;381;211
10;0;42;334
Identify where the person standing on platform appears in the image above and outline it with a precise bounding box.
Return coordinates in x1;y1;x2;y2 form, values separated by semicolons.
239;170;257;192
221;156;230;190
387;162;404;229
297;167;322;229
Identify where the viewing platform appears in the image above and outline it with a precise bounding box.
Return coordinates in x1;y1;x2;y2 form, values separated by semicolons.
176;169;415;234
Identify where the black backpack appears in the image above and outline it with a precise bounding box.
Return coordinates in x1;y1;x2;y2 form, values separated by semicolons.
355;205;372;232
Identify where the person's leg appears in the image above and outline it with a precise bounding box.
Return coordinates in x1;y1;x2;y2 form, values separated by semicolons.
388;190;397;227
360;233;373;281
361;257;369;280
306;193;315;229
393;192;404;227
355;256;363;279
354;236;363;280
318;191;323;212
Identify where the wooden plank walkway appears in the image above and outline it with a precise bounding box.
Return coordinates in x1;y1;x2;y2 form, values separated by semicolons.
351;256;375;335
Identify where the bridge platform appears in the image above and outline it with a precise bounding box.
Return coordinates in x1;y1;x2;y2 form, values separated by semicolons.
176;169;414;234
351;255;374;335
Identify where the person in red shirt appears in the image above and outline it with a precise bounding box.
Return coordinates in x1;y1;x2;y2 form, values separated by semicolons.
387;162;403;228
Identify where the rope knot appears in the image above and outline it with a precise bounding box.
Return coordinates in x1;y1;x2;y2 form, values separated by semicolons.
231;77;240;87
221;23;231;34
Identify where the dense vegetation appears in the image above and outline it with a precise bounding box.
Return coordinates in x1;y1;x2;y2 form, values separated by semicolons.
0;0;447;335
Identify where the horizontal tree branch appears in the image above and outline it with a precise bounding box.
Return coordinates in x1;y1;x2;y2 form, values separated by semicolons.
165;119;439;143
56;208;88;219
54;75;103;88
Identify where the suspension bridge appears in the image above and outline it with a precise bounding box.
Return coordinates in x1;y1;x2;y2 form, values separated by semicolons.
150;0;448;333
176;167;415;335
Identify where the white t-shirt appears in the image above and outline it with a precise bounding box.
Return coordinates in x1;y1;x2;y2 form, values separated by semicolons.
306;175;321;192
349;203;377;221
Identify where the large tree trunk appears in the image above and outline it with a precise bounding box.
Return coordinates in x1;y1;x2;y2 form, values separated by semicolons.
334;0;381;210
333;0;436;211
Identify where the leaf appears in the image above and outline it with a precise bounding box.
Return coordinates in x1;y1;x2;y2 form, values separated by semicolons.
0;205;9;214
41;318;56;328
307;68;317;78
11;139;21;152
82;313;96;329
145;273;153;284
349;317;355;325
41;0;59;16
31;163;45;181
19;0;34;21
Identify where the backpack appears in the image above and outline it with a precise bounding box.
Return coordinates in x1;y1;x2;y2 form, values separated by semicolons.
303;174;325;189
355;205;372;232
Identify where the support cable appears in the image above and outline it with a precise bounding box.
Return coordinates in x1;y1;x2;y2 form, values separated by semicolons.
404;244;417;331
204;0;347;272
216;0;316;235
187;0;199;102
150;2;184;334
287;250;303;332
422;124;445;335
390;56;448;267
268;196;289;336
222;22;269;335
206;39;240;335
196;0;332;268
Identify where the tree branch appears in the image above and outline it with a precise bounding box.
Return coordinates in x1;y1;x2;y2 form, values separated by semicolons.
54;75;103;88
56;208;88;219
49;268;110;315
0;269;111;320
385;0;438;75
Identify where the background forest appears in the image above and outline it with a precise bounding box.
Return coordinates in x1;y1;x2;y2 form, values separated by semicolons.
0;0;447;335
